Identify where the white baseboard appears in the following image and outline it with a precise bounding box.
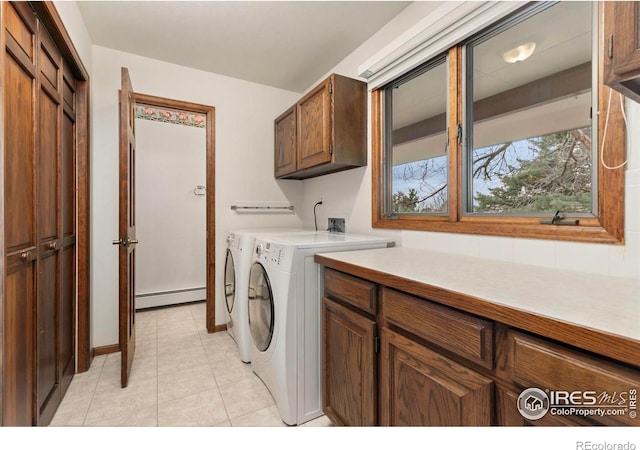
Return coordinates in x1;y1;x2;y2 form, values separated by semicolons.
135;287;206;310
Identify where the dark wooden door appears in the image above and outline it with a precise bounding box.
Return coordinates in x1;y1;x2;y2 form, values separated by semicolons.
321;297;376;426
2;1;80;426
3;1;38;426
117;67;137;388
36;25;63;425
379;327;493;426
33;21;77;427
274;106;297;177
59;63;78;401
297;77;332;170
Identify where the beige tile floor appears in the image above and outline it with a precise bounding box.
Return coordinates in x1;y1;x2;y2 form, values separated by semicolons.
50;302;332;427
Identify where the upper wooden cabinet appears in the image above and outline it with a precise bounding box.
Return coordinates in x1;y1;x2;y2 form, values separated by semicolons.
604;1;640;102
274;106;297;177
274;74;367;180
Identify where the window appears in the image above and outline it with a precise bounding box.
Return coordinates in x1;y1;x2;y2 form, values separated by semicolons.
372;1;625;244
386;56;449;215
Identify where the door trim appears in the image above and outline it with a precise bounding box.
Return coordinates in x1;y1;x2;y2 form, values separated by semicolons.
133;92;217;332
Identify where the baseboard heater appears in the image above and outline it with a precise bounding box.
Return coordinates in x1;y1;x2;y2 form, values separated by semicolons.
135;286;206;310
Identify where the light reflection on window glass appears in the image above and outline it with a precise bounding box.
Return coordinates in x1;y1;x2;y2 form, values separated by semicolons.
389;59;448;214
467;1;593;215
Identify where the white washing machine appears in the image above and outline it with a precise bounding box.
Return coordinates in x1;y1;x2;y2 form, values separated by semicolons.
224;228;309;362
247;232;394;425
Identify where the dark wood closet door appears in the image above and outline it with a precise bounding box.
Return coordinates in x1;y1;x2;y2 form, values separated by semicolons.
2;1;79;426
59;64;77;398
3;1;38;426
36;26;63;425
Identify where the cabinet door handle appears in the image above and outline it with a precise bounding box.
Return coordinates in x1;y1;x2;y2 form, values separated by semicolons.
21;251;32;262
48;241;58;251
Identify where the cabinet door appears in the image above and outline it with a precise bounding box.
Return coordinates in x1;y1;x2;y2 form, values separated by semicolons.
3;1;38;426
297;78;332;170
604;1;640;101
274;106;296;177
59;64;77;399
36;27;63;425
380;327;493;426
322;297;376;426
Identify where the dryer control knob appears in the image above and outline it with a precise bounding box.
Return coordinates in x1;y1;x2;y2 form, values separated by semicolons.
256;243;264;254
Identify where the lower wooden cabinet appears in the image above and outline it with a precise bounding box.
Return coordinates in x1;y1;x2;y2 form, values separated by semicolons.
495;387;592;426
320;267;640;427
321;297;377;426
380;327;493;426
498;330;640;427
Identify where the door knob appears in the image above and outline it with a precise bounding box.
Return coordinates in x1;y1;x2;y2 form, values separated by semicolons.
21;251;32;262
112;238;138;247
48;241;58;251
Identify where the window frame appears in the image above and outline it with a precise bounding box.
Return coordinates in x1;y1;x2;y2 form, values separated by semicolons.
384;53;450;217
371;2;625;244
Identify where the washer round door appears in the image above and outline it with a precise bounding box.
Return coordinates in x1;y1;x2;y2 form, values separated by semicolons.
224;249;235;314
248;262;274;352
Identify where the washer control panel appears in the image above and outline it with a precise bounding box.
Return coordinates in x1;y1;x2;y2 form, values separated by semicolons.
226;232;237;248
254;239;291;268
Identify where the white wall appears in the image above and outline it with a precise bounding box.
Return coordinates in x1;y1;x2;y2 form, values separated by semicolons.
63;1;640;350
91;46;302;347
299;2;640;281
135;119;206;306
53;1;93;74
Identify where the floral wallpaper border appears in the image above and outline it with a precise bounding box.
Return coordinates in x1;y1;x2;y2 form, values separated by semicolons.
135;104;206;128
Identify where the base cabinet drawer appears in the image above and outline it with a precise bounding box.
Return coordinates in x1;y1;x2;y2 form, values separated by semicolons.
379;327;493;426
382;288;493;369
501;331;640;426
324;268;377;315
496;387;593;426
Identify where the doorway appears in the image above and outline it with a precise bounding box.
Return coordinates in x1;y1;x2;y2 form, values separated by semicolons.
133;93;217;332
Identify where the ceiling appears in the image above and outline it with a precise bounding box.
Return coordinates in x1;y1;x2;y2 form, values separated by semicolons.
77;1;411;92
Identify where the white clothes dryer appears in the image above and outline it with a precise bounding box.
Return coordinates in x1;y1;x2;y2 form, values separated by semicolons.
247;232;394;425
224;228;308;362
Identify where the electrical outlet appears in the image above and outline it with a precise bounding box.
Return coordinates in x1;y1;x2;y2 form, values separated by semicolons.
328;218;345;233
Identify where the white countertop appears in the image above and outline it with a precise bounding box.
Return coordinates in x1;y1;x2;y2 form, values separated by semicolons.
316;247;640;344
